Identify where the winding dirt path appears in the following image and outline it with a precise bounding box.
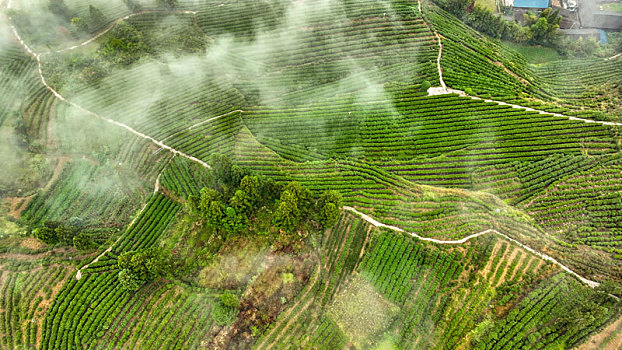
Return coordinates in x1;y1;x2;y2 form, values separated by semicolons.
75;166;168;280
52;10;197;55
6;2;212;169
6;0;610;291
427;86;622;127
75;200;145;280
343;206;601;288
434;31;447;92
2;5;212;280
417;0;622;128
605;53;621;61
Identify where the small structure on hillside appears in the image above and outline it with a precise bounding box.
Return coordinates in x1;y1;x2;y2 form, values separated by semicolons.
579;0;622;30
560;28;602;41
557;7;581;27
591;11;622;29
561;0;578;10
513;0;553;8
512;0;553;23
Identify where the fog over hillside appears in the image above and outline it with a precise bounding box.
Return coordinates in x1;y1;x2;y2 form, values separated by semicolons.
0;0;621;349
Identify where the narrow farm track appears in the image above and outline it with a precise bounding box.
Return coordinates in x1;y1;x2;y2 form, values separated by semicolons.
443;89;622;127
6;2;211;169
434;31;447;91
52;10;197;55
255;264;322;350
75;198;146;280
418;0;622;127
343;206;601;288
5;0;609;291
75;166;169;280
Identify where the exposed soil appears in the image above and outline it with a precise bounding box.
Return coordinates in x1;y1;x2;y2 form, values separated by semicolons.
479;241;502;282
495;248;518;287
577;314;622;350
20;237;45;250
508;251;527;281
43;156;70;192
253;262;321;350
0;246;73;261
34;266;70;349
209;253;315;350
494;61;529;85
3;196;33;219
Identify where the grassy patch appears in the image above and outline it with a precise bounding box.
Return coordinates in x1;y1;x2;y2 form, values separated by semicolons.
503;41;561;64
372;334;399;349
602;2;622;12
328;275;399;348
479;0;498;11
198;237;269;289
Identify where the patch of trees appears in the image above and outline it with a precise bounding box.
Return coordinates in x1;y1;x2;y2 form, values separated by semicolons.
122;0;143;12
523;8;561;46
434;0;561;46
42;1;208;90
33;218;112;251
51;17;206;88
187;154;342;240
156;0;178;9
47;0;111;35
117;247;172;291
212;292;240;325
97;21;149;66
556;36;600;58
34;219;83;247
48;0;72;21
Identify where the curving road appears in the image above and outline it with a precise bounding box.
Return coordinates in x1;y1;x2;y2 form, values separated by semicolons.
52;10;197;55
343;206;601;288
419;0;622;127
6;1;607;289
6;2;213;169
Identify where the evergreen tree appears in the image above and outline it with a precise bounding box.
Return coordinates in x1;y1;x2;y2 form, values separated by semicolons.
317;190;342;228
34;227;58;244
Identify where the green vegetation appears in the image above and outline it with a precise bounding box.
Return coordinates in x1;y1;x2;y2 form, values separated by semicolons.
256;213;621;349
0;265;70;349
328;275;399;348
0;0;621;349
117;247;171;291
602;2;622;12
212;292;240;325
503;41;561;64
434;0;562;45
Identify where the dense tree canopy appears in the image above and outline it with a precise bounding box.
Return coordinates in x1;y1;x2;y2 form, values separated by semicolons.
273;182;312;232
316;190;343;228
186;156;342;238
117;247;170;291
524;8;561;45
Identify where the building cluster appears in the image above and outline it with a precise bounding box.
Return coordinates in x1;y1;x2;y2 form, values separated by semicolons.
506;0;621;42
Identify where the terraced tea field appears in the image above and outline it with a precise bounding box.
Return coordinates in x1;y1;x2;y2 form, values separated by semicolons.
0;0;620;349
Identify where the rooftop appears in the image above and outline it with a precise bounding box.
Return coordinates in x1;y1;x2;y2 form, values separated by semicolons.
513;0;552;8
